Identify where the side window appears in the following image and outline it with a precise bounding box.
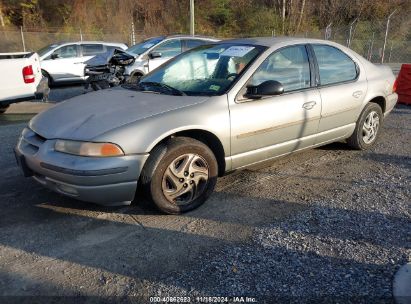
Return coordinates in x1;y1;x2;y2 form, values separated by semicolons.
52;45;78;59
249;45;311;92
81;44;105;56
185;39;207;50
153;39;182;58
312;45;357;85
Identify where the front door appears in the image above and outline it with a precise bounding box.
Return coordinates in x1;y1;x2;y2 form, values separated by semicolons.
41;44;81;81
230;45;321;169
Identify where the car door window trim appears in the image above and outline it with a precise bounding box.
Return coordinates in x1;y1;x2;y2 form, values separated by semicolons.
152;39;183;57
48;44;79;60
308;44;360;88
235;44;315;103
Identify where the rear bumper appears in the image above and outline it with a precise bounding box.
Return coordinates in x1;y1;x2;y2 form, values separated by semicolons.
384;92;398;117
0;76;49;105
15;127;149;206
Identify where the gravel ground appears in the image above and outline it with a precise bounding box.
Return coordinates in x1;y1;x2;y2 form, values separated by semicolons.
143;105;411;302
0;104;409;303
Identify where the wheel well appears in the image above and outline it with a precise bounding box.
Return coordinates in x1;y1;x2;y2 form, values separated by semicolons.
368;96;386;113
41;69;53;85
131;70;144;77
154;130;226;177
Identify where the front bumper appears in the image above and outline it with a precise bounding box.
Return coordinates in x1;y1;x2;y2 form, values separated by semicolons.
15;127;149;206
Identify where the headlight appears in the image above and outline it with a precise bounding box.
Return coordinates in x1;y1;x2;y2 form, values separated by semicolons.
54;140;124;157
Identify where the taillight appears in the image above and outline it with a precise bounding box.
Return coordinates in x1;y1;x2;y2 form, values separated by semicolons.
393;78;398;93
22;65;35;83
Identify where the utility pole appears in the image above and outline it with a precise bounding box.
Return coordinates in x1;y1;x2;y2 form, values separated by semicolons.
20;26;26;52
0;5;5;27
131;21;136;45
190;0;195;36
381;9;397;64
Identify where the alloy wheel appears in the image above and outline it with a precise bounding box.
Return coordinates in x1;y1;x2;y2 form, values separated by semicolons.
161;153;209;205
362;110;380;144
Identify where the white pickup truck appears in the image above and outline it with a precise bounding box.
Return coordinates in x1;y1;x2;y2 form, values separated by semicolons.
0;52;49;113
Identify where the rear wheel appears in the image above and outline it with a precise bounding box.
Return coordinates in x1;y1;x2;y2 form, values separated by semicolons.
140;137;218;214
0;104;10;114
347;103;383;150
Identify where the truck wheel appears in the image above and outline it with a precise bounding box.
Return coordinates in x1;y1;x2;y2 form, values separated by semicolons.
347;103;383;150
0;104;10;114
140;137;218;214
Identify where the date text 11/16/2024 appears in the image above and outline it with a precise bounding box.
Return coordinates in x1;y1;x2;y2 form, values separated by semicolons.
149;296;257;303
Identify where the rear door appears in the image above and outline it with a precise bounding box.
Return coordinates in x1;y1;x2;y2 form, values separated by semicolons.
310;44;367;143
147;39;182;72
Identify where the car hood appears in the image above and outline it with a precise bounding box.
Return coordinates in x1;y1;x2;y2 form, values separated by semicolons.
30;87;209;140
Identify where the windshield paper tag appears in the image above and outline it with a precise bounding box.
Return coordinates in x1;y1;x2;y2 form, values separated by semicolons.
221;46;255;57
209;85;220;91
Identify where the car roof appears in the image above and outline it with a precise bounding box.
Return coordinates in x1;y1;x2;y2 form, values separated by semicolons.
56;41;127;46
221;37;335;47
168;34;219;40
145;35;219;41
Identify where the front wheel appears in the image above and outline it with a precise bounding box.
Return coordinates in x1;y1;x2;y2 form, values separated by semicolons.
347;103;383;150
140;137;218;214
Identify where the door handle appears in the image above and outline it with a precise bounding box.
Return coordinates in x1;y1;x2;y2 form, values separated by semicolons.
302;101;317;110
352;91;363;98
74;62;84;64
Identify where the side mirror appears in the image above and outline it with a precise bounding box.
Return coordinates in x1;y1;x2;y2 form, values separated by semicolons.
148;52;162;59
245;80;284;99
51;53;59;60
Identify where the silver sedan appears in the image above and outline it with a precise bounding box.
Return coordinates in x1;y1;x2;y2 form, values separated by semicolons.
15;38;398;214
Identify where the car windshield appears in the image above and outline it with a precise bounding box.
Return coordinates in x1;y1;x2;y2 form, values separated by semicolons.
37;44;59;57
133;43;265;96
127;37;164;55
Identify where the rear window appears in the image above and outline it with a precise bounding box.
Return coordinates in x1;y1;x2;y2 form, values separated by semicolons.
81;44;105;56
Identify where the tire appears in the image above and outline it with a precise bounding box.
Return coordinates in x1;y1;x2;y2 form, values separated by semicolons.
347;103;383;150
140;137;218;214
0;104;10;114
